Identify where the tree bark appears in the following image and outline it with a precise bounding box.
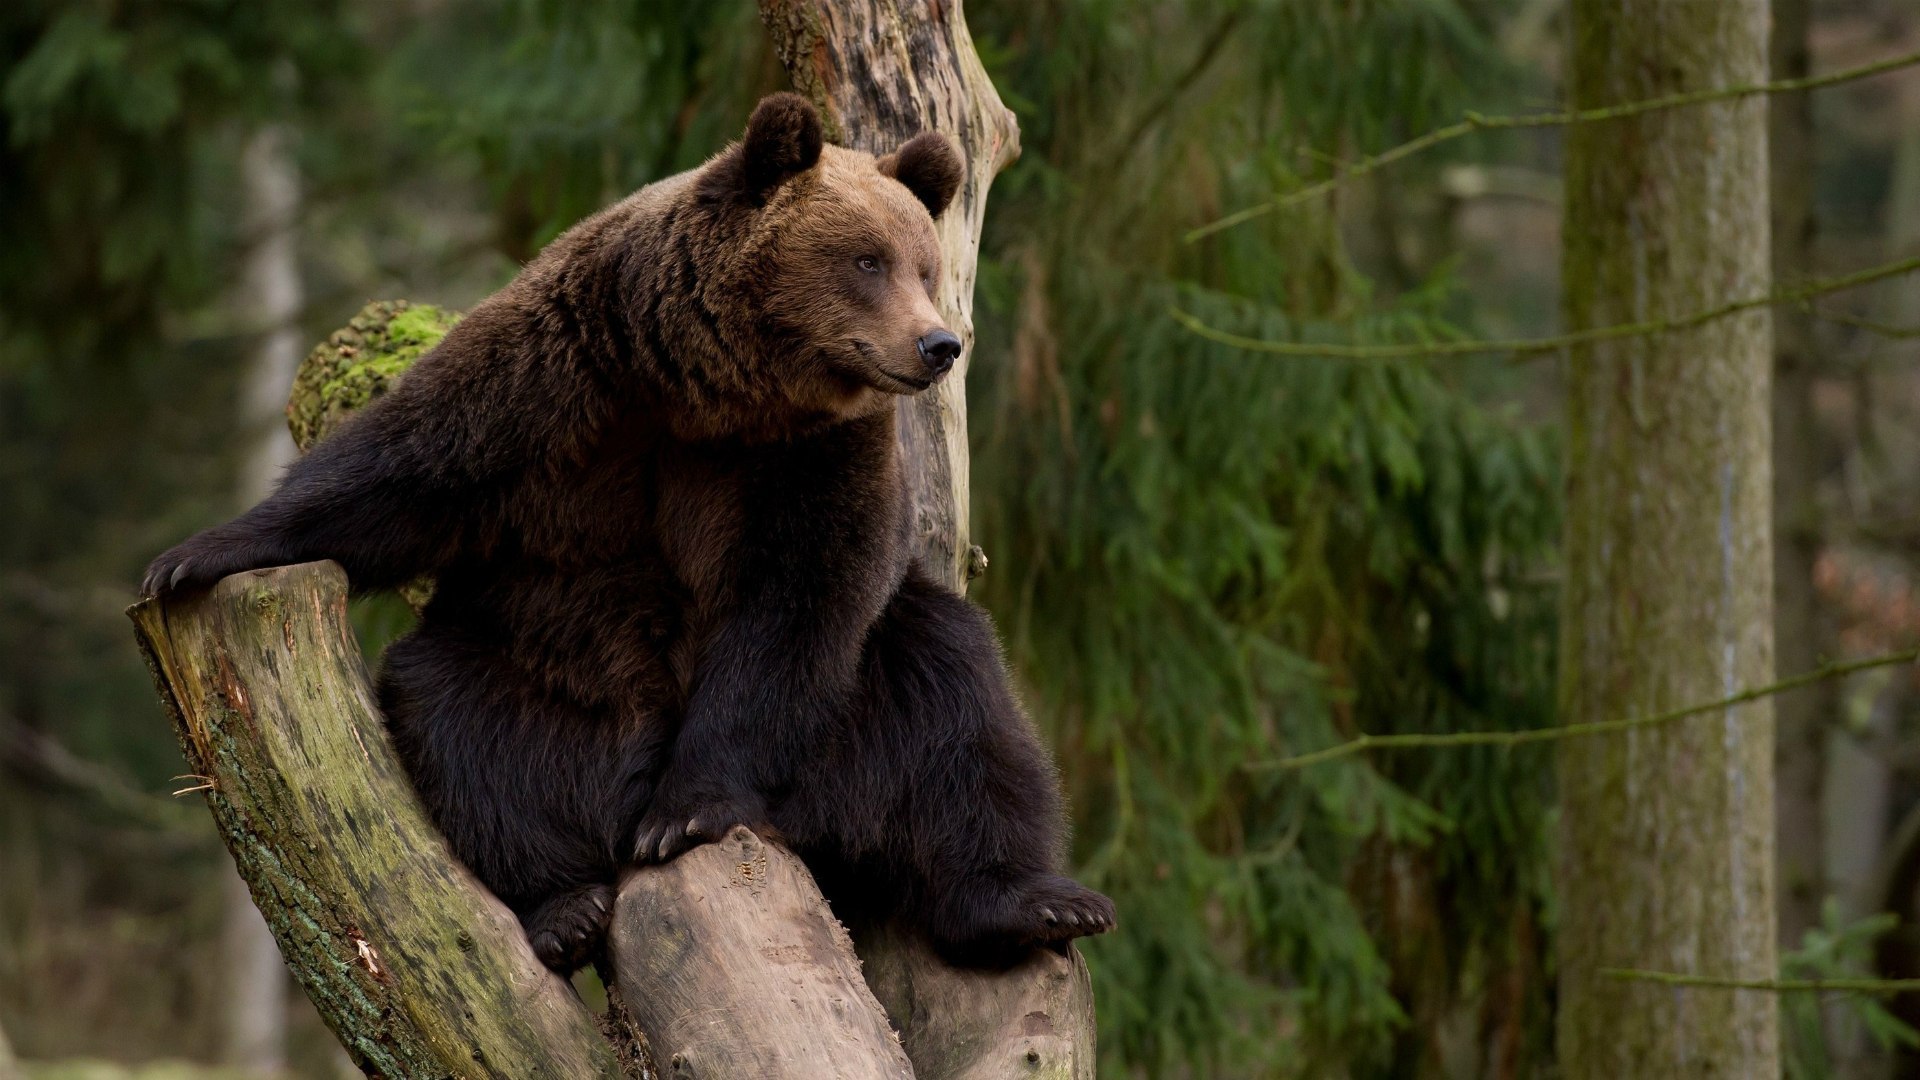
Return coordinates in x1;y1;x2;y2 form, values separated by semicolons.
1556;1;1778;1076
609;828;914;1079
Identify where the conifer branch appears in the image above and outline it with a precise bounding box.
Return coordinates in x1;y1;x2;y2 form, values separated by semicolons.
1171;256;1920;361
1601;969;1920;995
1249;647;1919;770
1186;47;1920;242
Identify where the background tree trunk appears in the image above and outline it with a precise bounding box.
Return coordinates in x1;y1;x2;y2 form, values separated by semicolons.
220;118;305;1080
1555;0;1778;1075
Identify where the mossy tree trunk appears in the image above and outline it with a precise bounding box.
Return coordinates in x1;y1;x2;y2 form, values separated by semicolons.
1556;0;1778;1075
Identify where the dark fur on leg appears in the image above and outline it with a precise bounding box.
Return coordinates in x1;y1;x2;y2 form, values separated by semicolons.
524;883;616;972
776;572;1114;968
378;625;664;973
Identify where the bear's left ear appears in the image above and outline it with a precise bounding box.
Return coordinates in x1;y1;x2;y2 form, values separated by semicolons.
879;132;963;218
740;92;824;197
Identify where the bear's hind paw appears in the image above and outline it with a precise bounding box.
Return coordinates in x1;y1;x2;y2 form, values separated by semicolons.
935;874;1116;967
523;883;614;973
1016;875;1116;944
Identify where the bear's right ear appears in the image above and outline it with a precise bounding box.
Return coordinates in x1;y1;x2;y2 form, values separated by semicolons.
739;92;824;198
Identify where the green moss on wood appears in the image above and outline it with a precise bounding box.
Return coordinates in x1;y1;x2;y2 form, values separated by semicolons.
287;300;460;453
129;566;623;1080
287;300;458;612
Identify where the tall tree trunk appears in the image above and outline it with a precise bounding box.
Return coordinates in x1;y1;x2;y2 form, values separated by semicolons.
220;120;304;1078
1555;1;1778;1076
759;0;1018;591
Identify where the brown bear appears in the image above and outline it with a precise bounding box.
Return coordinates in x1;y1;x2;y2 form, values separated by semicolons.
142;93;1114;972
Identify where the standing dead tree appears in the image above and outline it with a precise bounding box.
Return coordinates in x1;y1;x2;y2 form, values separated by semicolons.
128;2;1096;1077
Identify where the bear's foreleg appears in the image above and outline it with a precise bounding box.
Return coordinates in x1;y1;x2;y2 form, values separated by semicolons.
628;598;857;861
143;382;498;598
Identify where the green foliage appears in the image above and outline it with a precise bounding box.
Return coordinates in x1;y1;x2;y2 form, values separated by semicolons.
967;1;1558;1073
376;0;776;257
1783;902;1920;1079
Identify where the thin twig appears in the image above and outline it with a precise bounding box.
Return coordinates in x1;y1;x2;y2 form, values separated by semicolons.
1601;968;1920;995
1812;306;1920;340
1;711;195;828
1172;255;1920;361
1249;647;1919;770
1187;47;1920;242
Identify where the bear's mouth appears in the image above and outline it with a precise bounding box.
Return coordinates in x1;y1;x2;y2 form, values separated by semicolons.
849;339;934;393
876;369;934;392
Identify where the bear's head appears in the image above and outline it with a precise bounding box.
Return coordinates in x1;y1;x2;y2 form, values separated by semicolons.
688;93;965;427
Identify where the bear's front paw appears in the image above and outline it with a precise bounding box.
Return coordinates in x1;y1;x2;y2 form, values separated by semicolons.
141;532;264;598
631;788;767;864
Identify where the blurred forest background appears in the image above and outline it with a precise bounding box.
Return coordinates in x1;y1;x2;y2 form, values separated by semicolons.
3;0;1919;1077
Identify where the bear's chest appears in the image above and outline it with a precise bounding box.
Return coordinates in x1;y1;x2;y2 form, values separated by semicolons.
652;423;909;608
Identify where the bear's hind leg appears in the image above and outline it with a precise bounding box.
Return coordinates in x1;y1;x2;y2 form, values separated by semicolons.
778;573;1113;967
379;628;663;973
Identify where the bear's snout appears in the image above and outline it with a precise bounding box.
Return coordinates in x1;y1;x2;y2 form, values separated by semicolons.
916;330;961;378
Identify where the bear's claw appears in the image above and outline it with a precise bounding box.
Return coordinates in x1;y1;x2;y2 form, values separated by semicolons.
524;883;615;973
141;532;266;598
936;874;1115;967
631;792;764;865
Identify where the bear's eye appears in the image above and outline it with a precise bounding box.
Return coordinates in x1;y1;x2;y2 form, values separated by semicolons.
856;256;883;275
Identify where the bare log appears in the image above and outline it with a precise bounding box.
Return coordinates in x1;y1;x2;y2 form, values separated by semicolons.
855;924;1095;1080
610;828;913;1079
128;563;622;1080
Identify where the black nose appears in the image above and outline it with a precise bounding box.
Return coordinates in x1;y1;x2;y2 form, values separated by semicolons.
916;330;961;376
